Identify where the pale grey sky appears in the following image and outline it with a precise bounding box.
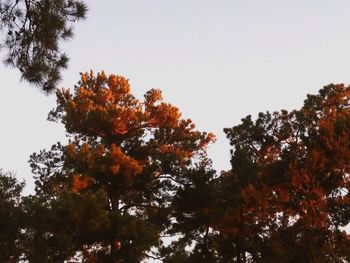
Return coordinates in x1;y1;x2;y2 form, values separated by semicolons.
2;0;350;194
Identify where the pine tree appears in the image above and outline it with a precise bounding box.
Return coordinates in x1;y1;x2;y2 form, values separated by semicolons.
220;84;350;262
28;71;215;262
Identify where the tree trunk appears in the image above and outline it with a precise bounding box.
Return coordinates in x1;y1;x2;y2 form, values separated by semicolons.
109;193;120;263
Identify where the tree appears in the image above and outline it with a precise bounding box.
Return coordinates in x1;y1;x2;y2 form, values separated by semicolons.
29;71;215;262
0;170;25;262
219;84;350;262
160;166;220;263
0;0;87;92
166;84;350;262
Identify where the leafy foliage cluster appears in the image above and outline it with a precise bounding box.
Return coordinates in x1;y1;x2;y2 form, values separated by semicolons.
2;72;350;262
0;0;87;91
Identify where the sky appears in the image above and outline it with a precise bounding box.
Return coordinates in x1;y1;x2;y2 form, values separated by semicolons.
2;0;350;195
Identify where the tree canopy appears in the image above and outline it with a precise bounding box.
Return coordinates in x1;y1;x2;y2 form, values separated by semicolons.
1;2;349;262
0;0;87;92
28;71;215;262
213;84;350;262
2;75;350;262
159;84;350;262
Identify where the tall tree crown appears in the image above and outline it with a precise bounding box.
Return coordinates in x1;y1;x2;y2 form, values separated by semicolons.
29;71;215;262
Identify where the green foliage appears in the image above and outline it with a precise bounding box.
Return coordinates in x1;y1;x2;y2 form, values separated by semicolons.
0;170;25;262
22;191;110;262
0;0;87;92
28;71;215;262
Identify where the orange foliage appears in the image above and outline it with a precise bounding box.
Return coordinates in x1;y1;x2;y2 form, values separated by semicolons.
53;71;215;194
109;144;143;177
72;175;94;193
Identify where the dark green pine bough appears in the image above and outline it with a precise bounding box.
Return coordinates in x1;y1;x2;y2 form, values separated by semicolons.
0;0;87;92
